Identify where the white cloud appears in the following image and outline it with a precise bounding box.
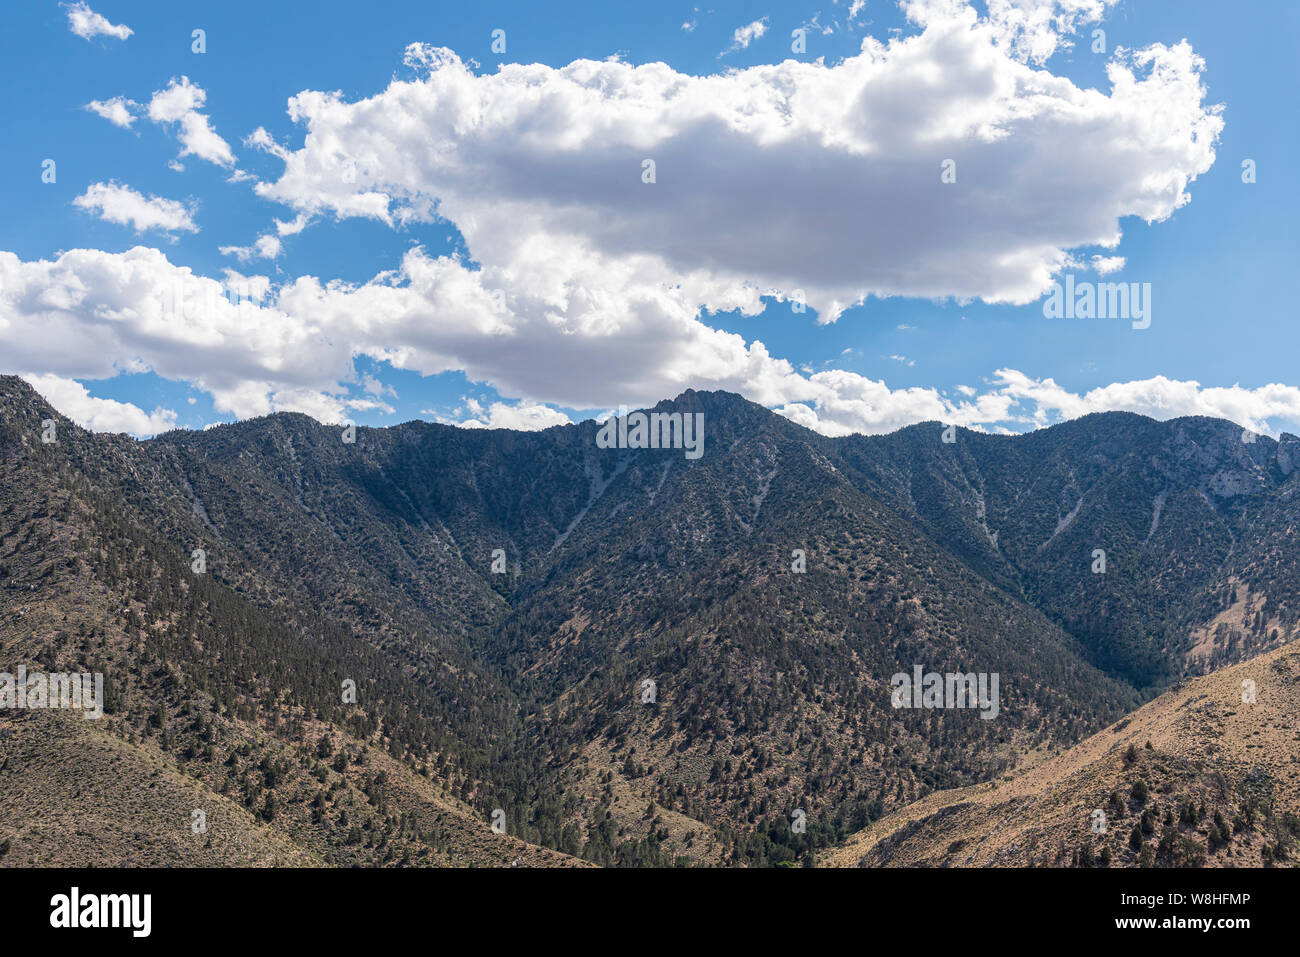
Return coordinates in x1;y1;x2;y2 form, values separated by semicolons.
0;3;1254;440
84;96;137;128
724;17;770;54
244;126;289;160
927;0;1120;65
62;2;131;41
361;373;397;398
344;396;395;415
274;213;311;236
0;246;337;421
72;182;198;234
218;234;281;262
255;235;282;259
797;13;838;37
23;374;175;436
147;77;236;168
5;245;1298;440
220;269;271;303
774;368;1300;437
438;399;572;431
252;6;1220;335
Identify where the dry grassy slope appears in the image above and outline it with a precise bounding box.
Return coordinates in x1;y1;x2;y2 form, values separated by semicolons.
314;724;592;868
821;639;1300;868
567;737;733;867
1186;576;1288;669
0;633;585;871
0;583;586;869
0;708;319;866
0;707;588;868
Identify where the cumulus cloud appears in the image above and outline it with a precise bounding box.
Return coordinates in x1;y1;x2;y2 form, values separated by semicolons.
0;243;769;421
252;5;1220;330
72;182;198;234
220;269;271;303
274;213;311;236
360;373;397;398
62;2;131;41
147;77;236;168
1063;251;1125;274
84;96;137;128
23;374;175;436
0;247;336;421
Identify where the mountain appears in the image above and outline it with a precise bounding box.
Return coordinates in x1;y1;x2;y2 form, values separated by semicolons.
1;375;1296;866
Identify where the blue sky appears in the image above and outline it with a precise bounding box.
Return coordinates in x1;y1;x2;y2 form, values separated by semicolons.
1;0;1297;437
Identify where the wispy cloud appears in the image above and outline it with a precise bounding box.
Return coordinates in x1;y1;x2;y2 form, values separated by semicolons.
219;235;282;262
722;17;769;55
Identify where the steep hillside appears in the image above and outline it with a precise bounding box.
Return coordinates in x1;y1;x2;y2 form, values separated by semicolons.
821;639;1300;868
839;414;1300;686
481;392;1138;863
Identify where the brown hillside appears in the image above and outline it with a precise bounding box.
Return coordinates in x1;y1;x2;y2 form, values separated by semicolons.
822;639;1300;868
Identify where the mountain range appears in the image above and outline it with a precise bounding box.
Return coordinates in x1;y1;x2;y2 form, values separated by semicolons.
1;375;1296;867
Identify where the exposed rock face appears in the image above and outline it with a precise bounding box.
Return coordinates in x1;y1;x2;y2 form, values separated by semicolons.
1278;434;1300;477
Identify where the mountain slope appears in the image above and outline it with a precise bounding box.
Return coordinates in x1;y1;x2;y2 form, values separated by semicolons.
0;378;581;867
820;638;1300;868
837;414;1300;686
